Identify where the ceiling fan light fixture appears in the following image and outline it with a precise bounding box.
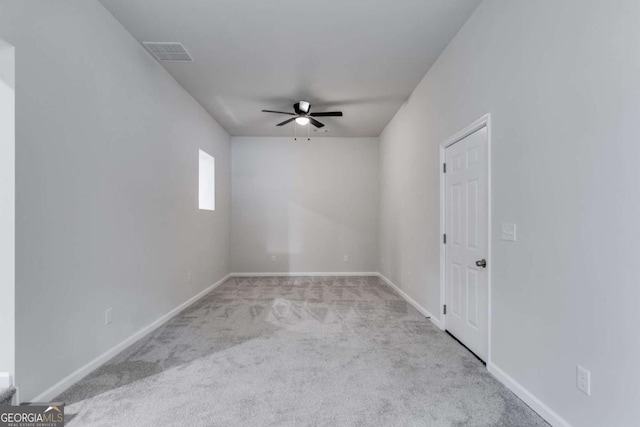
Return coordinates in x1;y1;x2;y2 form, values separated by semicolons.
295;117;310;126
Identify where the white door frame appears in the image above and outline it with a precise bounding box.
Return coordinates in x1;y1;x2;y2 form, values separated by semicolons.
0;39;15;401
439;113;492;365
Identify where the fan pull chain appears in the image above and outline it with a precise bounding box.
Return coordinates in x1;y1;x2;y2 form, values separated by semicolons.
307;122;310;141
294;121;297;141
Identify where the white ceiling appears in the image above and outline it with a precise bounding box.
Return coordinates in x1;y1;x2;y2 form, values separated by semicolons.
99;0;481;137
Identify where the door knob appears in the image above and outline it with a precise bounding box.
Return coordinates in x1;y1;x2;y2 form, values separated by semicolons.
475;259;487;268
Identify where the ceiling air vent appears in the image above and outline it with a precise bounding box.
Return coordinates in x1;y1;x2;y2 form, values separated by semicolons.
143;42;193;62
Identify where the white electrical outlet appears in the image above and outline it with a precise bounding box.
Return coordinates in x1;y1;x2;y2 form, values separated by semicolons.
271;255;277;263
577;365;591;395
105;308;113;325
343;255;349;262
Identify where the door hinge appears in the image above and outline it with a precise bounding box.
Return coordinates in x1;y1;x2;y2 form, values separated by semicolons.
443;163;446;173
443;234;447;244
443;304;447;315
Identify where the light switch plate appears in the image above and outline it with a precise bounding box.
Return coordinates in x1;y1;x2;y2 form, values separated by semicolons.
501;223;517;241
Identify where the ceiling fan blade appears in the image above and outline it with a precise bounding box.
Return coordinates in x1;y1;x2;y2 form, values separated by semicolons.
309;111;343;117
262;110;295;115
309;118;325;128
276;117;296;126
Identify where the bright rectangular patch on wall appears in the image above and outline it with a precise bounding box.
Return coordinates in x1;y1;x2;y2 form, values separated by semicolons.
199;150;215;211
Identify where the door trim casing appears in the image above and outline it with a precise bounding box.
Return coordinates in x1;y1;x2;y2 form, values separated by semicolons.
439;113;492;366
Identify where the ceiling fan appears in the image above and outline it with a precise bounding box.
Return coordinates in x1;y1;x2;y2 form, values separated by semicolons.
262;101;343;128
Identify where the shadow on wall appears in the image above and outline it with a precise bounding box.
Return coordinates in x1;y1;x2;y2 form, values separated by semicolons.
262;203;361;273
236;137;378;274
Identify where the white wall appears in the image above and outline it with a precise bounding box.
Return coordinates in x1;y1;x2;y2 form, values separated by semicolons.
379;1;640;426
0;39;15;387
232;137;378;274
0;0;231;401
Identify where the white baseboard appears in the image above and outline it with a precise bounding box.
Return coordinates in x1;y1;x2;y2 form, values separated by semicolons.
29;273;232;404
377;273;444;330
231;272;379;277
488;363;572;427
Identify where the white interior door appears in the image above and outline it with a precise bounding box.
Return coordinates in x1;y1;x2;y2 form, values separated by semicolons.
444;126;488;361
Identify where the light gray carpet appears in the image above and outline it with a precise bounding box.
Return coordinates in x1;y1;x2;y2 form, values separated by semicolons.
57;276;548;426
